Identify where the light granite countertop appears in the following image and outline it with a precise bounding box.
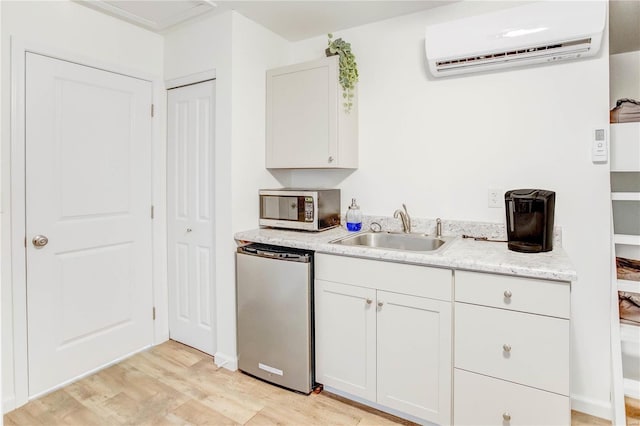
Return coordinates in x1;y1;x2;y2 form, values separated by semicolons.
234;218;577;282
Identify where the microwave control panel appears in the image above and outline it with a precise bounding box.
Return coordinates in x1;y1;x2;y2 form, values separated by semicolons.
304;197;314;222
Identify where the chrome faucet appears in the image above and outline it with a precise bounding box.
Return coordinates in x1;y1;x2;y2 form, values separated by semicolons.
393;204;411;233
436;218;442;238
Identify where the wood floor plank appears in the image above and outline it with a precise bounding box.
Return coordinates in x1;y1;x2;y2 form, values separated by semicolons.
171;399;238;425
4;340;639;426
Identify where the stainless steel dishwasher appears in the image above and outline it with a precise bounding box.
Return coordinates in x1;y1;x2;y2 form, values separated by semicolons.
236;243;314;394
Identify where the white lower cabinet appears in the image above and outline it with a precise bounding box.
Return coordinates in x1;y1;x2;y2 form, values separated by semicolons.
315;254;452;425
314;257;571;425
453;270;571;426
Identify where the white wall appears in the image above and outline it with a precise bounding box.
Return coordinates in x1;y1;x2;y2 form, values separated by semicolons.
610;51;640;107
163;10;289;368
1;0;164;411
0;0;615;419
288;2;612;418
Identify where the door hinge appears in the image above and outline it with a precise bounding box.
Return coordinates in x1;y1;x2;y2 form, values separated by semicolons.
152;307;156;320
151;205;154;219
151;104;155;117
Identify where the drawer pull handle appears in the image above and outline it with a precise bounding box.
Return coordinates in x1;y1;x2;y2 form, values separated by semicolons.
378;301;384;307
502;412;511;421
503;344;512;352
366;298;373;305
504;290;512;298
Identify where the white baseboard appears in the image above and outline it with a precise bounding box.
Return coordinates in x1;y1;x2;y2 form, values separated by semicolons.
323;385;435;426
571;394;612;421
214;351;238;371
3;394;16;414
624;378;640;399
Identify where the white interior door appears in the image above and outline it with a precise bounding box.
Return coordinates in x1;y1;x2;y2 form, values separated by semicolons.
167;80;216;355
25;52;154;397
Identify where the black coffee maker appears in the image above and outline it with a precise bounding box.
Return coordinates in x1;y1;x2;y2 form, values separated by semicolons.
504;189;555;253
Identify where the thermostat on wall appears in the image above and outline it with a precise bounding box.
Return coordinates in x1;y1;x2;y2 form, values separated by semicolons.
592;128;608;163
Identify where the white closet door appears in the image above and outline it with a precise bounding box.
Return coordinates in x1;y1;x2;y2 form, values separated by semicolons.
25;52;153;397
167;80;216;355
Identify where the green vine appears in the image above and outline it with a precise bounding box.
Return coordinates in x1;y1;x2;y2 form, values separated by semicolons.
327;33;358;114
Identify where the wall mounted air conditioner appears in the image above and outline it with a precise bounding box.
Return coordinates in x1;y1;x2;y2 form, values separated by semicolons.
425;1;606;77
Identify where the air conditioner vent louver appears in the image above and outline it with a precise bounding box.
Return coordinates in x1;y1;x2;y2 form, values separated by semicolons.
425;2;605;77
436;38;591;69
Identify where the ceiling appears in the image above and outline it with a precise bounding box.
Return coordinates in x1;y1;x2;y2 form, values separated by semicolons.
78;0;456;39
609;0;640;54
79;0;640;52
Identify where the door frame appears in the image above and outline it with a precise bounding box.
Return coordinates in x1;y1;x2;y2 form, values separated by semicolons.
3;37;167;410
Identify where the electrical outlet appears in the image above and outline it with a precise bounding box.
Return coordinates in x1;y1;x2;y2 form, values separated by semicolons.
488;188;502;208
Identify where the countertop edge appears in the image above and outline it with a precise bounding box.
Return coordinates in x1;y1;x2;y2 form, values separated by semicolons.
234;228;577;282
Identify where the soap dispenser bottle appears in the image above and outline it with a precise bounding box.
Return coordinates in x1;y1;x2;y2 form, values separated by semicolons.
346;198;362;232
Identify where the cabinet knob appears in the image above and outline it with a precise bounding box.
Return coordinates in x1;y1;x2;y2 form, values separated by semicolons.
502;412;511;421
328;156;334;163
186;228;192;233
503;344;512;352
503;289;512;299
377;301;384;307
366;298;373;305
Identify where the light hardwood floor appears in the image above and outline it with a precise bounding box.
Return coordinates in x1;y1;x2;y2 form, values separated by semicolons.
4;340;639;425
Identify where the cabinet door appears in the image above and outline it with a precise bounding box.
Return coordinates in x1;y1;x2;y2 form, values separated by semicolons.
377;291;452;425
266;57;338;168
315;279;376;401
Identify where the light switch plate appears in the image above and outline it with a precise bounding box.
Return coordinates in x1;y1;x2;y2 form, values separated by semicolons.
488;188;502;208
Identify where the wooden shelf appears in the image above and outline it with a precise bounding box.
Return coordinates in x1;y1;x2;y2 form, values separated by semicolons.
620;322;640;343
612;192;640;201
618;279;640;293
611;122;640;172
615;234;640;246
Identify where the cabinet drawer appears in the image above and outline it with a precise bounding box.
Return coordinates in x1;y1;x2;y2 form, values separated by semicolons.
455;270;570;318
454;369;570;426
316;254;452;301
455;303;569;395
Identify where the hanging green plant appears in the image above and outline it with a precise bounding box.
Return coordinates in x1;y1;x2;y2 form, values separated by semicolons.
326;33;358;114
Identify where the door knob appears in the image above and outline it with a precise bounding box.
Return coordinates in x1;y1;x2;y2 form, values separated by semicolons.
32;235;49;248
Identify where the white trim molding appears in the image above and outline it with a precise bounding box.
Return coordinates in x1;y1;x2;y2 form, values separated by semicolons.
624;378;640;400
571;394;612;421
165;69;216;90
214;351;238;371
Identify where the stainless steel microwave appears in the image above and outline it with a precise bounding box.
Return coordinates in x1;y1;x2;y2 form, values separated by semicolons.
259;189;340;231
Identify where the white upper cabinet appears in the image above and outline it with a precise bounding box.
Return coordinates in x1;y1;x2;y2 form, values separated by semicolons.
265;56;358;169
